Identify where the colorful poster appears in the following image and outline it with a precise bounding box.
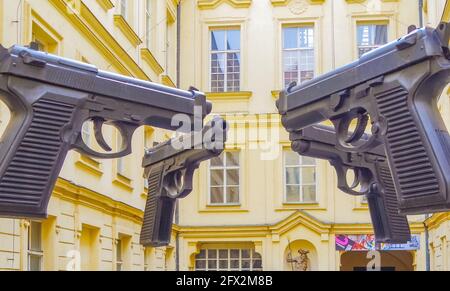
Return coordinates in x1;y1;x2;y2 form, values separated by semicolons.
335;234;420;251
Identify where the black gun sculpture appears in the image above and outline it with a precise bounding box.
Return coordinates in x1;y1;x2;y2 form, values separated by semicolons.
277;23;450;215
141;117;227;247
0;44;211;218
291;125;411;243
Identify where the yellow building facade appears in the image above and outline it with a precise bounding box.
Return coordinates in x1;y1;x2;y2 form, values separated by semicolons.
0;0;449;271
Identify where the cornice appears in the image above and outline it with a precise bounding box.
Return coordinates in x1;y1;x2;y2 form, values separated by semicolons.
113;14;143;47
140;48;164;76
197;0;252;10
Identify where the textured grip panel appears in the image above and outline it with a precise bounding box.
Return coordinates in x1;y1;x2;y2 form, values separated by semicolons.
374;164;411;243
376;86;441;208
0;98;75;217
140;165;176;247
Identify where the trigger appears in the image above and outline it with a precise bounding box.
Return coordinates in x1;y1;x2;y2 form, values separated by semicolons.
93;118;112;152
350;169;361;189
345;113;368;143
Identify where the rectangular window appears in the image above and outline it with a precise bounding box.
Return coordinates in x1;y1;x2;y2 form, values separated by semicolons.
116;238;123;271
210;29;241;92
195;249;262;271
209;152;240;205
357;24;388;58
282;26;314;88
145;0;152;48
284;150;317;203
28;221;43;271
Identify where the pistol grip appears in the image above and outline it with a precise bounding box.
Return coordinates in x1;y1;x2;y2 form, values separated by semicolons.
367;164;411;244
140;166;176;247
375;69;450;214
0;96;76;218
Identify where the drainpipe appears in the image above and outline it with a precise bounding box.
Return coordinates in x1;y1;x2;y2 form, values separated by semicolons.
175;1;181;272
419;0;424;27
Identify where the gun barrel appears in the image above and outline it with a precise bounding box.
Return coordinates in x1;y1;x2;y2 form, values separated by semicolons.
277;26;446;115
0;45;211;117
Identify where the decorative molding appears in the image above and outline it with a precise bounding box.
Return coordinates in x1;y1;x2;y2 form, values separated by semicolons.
75;153;103;177
53;178;143;223
96;0;115;11
113;173;134;192
161;75;176;88
271;90;280;100
140;48;164;76
197;0;252;9
206;91;253;101
49;0;149;79
271;0;325;7
113;15;143;47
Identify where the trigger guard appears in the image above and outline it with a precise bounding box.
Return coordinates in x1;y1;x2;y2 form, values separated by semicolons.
333;164;369;196
333;113;380;153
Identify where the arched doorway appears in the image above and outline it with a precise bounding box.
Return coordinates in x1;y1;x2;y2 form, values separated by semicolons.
340;251;414;271
283;240;318;271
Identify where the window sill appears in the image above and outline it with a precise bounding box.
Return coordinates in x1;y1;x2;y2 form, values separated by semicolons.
75;153;103;177
206;91;253;101
200;204;249;213
113;15;142;47
96;0;115;11
113;173;134;192
140;48;164;76
276;202;324;211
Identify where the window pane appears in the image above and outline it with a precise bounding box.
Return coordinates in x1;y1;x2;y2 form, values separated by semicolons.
116;239;122;261
226;152;239;167
302;185;317;202
302;156;316;166
230;260;239;269
208;260;217;270
210;170;224;186
211;30;225;51
302;167;316;184
210;187;224;204
286;167;300;185
283;27;298;49
230;249;239;258
226;169;239;186
242;260;251;269
196;260;206;270
211;154;224;167
241;249;250;258
30;222;42;252
253;259;262;269
208;249;217;258
219;250;228;259
227;30;240;50
29;255;41;271
226;187;239;204
298;27;313;48
286;185;300;203
219;259;228;269
285;151;299;166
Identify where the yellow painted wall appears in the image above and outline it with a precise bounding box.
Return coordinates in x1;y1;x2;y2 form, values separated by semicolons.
0;0;449;271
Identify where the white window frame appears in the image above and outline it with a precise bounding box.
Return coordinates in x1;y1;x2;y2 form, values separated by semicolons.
356;23;388;58
208;152;241;206
283;151;318;204
195;248;262;271
27;221;43;271
209;28;241;93
282;25;315;88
